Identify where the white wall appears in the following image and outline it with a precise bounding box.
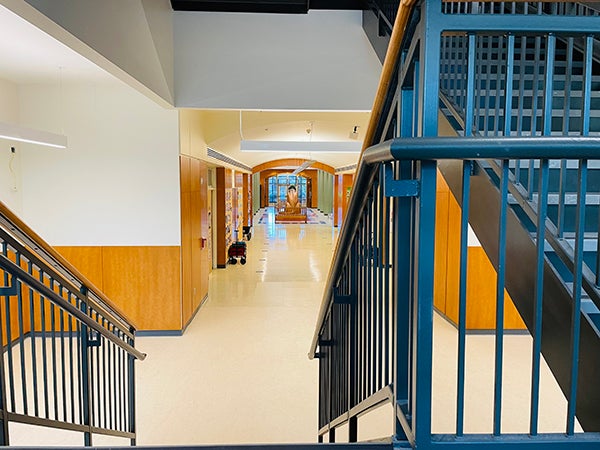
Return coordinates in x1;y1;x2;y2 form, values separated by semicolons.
174;10;382;110
17;81;180;246
0;77;23;214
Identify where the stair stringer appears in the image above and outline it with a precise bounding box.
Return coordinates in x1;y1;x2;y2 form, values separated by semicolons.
438;158;600;431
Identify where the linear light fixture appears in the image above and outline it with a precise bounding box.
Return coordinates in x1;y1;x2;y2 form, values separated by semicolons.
292;160;315;175
0;121;67;149
240;140;361;153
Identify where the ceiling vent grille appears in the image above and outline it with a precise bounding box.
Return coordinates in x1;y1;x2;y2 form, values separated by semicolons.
207;147;251;172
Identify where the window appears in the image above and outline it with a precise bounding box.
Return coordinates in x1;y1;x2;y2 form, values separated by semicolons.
267;174;308;207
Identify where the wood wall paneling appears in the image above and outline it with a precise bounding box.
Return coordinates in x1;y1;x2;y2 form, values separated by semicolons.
340;174;353;226
198;160;210;309
180;191;193;325
53;245;181;331
436;171;526;331
442;188;461;325
54;246;104;291
242;173;251;227
216;167;227;267
191;159;203;318
433;191;449;314
102;246;182;331
181;156;210;325
334;175;341;227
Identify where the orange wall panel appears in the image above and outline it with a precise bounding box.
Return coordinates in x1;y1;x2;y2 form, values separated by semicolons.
180;192;193;325
437;177;526;331
54;246;104;291
102;246;182;331
434;191;450;314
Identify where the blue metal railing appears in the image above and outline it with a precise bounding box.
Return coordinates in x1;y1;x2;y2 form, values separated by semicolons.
0;201;146;445
311;0;600;447
311;136;600;447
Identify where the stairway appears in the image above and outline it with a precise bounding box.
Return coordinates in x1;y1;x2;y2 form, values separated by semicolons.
438;30;600;430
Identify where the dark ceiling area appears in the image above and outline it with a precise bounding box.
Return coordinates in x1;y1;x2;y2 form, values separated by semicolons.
171;0;366;14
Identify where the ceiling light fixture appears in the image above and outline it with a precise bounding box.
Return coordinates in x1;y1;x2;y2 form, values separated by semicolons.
292;160;316;175
0;121;67;149
240;140;361;153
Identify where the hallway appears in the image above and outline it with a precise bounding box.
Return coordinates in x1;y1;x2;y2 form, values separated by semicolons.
136;212;339;445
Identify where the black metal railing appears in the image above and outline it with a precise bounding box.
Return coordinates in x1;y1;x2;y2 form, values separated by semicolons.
0;201;145;445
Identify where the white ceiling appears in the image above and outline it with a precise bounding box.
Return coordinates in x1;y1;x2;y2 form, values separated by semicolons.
0;4;114;84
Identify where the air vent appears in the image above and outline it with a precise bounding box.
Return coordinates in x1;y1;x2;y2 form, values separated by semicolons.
207;147;251;172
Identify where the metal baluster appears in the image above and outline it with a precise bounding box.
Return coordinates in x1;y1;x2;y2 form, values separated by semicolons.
542;34;555;137
3;243;16;413
483;36;493;135
456;160;472;437
50;280;58;420
112;328;118;431
581;36;594;136
376;175;384;392
38;270;49;418
121;344;126;432
107;319;112;430
504;34;515;137
358;221;365;403
27;262;39;418
15;253;28;415
494;35;504;136
516;37;527;139
127;337;136;444
76;295;82;425
530;158;549;435
58;287;67;422
493;159;510;436
0;250;9;445
567;159;587;435
96;323;101;429
465;34;476;137
383;181;391;388
103;319;108;429
68;294;75;424
366;199;372;397
79;288;92;445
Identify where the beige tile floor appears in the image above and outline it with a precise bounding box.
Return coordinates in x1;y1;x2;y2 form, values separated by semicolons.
8;208;580;446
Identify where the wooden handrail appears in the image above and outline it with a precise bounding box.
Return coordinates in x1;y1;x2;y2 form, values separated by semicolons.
0;199;139;331
361;0;417;154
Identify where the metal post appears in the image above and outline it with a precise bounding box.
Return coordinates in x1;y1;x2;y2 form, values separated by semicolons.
128;335;137;446
393;160;412;442
413;160;437;446
0;272;10;445
79;287;92;446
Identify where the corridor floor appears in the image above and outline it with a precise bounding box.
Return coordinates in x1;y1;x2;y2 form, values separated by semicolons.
136;211;339;445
